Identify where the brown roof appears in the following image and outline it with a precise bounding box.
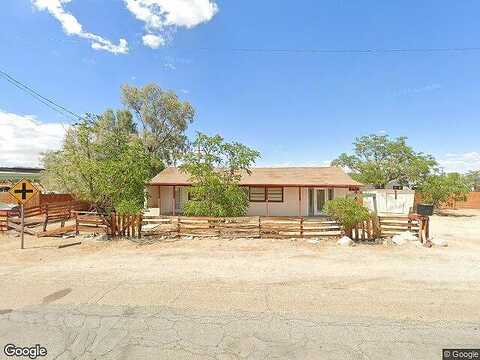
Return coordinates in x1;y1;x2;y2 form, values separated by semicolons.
150;167;363;188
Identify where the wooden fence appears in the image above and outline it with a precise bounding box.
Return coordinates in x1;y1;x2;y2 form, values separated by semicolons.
142;215;380;240
141;214;427;242
40;193;74;205
1;208;427;242
0;210;9;232
74;211;142;238
415;192;480;210
0;192;40;208
1;193;77;208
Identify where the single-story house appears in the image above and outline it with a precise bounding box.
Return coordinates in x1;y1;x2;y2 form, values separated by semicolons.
147;167;362;217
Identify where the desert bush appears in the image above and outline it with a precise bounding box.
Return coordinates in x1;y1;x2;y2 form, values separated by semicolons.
324;198;371;236
418;173;469;208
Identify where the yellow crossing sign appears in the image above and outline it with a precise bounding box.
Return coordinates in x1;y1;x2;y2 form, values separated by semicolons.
8;178;38;205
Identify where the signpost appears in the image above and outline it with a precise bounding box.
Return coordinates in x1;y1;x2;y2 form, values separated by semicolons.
8;178;39;249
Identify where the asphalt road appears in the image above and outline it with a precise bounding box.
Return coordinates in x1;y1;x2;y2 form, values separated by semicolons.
1;304;479;360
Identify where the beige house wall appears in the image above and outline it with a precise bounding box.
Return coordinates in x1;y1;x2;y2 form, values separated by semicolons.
246;187;308;216
147;185;356;216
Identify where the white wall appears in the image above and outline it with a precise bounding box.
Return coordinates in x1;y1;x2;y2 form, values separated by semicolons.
247;187;309;216
363;189;415;215
149;186;356;216
245;187;353;216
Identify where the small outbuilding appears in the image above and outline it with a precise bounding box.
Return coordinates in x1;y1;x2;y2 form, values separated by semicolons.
147;167;362;217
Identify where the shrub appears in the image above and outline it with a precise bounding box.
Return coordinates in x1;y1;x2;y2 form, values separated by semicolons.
324;198;371;236
418;173;469;209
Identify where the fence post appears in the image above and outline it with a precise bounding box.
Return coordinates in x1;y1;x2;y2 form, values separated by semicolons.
75;212;79;235
300;217;304;238
111;212;116;238
425;217;430;239
138;214;142;238
259;216;262;238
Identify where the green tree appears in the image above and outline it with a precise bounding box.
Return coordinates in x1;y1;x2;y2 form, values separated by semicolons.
122;83;195;167
418;173;470;208
324;198;371;237
41;110;152;214
332;134;437;188
179;133;260;217
463;170;480;191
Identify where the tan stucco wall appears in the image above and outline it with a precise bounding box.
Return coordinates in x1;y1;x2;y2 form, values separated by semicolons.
148;185;356;216
247;187;309;216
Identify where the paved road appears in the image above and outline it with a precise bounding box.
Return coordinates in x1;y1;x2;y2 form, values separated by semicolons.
1;304;479;360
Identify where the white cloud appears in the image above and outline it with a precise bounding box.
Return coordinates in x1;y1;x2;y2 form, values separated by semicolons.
393;83;442;97
438;152;480;173
0;111;66;167
142;34;165;49
125;0;219;48
163;62;177;70
32;0;128;54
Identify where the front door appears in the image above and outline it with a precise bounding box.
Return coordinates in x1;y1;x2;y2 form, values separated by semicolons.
315;189;326;216
308;188;334;216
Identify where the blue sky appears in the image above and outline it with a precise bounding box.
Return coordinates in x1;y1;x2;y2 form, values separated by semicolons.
1;0;479;171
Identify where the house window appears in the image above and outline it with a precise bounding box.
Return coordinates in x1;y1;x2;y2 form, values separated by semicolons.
248;187;284;202
249;187;266;202
328;189;334;201
267;187;283;202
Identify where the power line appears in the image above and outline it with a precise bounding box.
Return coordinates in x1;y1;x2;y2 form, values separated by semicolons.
0;69;82;123
169;46;480;55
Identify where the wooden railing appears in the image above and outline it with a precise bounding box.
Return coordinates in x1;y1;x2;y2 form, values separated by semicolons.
142;215;344;239
74;211;142;238
0;210;10;232
1;208;428;242
142;214;427;241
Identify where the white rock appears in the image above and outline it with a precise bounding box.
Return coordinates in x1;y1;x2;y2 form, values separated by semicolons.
431;238;448;247
392;231;418;245
337;236;355;247
383;238;395;247
401;231;418;241
391;235;405;245
307;239;320;245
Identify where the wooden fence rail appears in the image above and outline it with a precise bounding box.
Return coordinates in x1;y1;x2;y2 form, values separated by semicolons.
74;211;142;238
2;208;428;242
0;210;10;232
142;216;365;240
141;214;427;241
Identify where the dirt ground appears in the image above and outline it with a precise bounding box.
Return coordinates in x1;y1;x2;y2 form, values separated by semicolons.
1;209;479;321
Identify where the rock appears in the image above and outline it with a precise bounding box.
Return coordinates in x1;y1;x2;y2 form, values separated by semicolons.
307;239;320;245
423;240;433;248
62;233;75;239
337;236;355;247
383;238;395;247
391;235;406;245
94;234;109;241
400;231;418;241
431;237;448;247
182;236;194;241
392;231;418;245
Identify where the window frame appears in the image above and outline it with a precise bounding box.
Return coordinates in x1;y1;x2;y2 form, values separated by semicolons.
267;186;284;203
248;186;284;203
249;186;266;202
